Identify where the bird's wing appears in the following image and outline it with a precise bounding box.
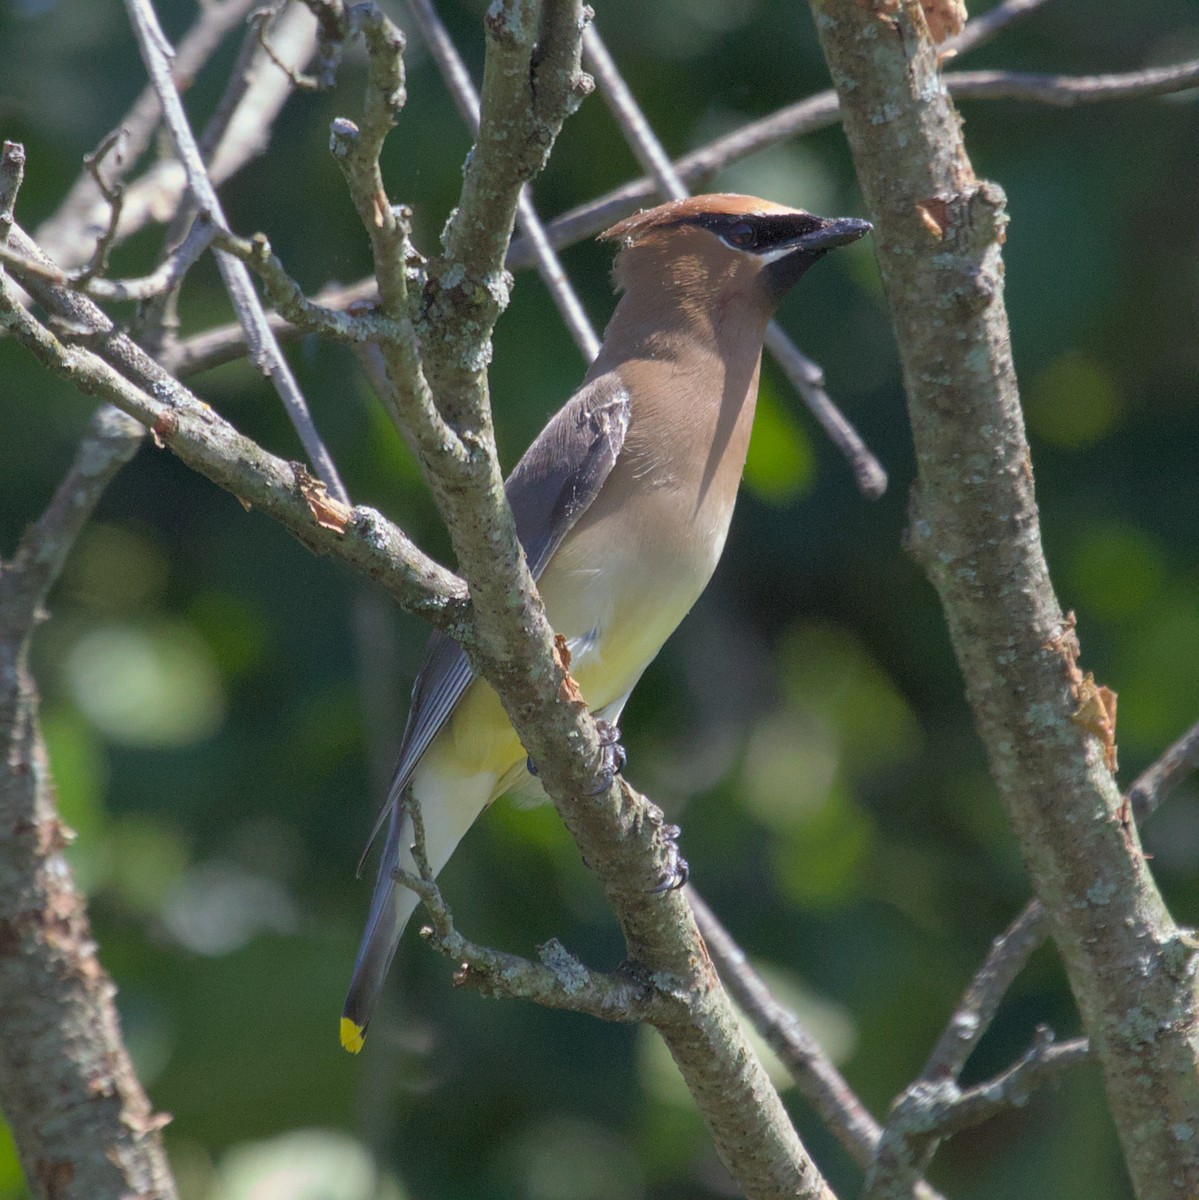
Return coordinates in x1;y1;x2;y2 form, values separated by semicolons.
504;372;631;579
358;374;630;862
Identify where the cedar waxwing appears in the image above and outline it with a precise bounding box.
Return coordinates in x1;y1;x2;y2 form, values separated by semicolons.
341;194;871;1052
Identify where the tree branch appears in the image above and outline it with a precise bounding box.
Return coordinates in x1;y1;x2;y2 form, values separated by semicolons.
507;59;1199;267
689;891;948;1200
394;795;674;1023
867;1033;1091;1197
123;0;350;505
0;404;176;1200
0;267;465;630
33;0;257;267
808;3;1199;1197
926;709;1199;1087
406;0;600;360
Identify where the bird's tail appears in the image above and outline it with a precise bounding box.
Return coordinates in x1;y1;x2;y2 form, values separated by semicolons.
340;803;421;1054
341;764;498;1053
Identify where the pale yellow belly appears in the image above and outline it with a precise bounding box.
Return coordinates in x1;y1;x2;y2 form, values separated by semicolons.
435;492;722;791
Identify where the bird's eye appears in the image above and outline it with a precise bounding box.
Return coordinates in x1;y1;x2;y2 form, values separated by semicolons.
725;221;757;249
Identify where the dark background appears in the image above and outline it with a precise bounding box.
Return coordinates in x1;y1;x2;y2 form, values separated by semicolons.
1;0;1197;1196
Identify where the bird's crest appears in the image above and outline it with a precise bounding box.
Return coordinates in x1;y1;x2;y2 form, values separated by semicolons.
599;194;802;247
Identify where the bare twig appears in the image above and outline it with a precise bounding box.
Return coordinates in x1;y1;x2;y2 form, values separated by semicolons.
0;270;465;630
510;58;1199;269
72;131;128;284
689;891;880;1158
123;0;349;504
0;217;217;304
134;3;319;357
942;0;1056;58
944;59;1199;104
922;899;1050;1082
866;1032;1090;1195
582;26;887;500
392;797;672;1022
3;406;142;635
250;4;320;91
163;276;377;376
927;1032;1090;1138
37;3;320;281
34;0;256;266
213;227;396;343
1126;715;1199;824
406;0;599;360
0;141;24;243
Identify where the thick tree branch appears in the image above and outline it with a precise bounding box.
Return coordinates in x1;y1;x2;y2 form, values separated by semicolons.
808;3;1199;1198
0;405;176;1200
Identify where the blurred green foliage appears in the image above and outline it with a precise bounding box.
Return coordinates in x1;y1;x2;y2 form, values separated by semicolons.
1;0;1197;1196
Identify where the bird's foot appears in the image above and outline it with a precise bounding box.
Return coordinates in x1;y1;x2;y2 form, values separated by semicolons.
584;720;627;795
527;720;626;793
649;823;690;893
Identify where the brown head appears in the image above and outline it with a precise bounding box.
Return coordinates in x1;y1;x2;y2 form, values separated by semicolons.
599;194;871;322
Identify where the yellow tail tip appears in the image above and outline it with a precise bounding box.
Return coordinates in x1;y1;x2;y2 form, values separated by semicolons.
340;1017;365;1055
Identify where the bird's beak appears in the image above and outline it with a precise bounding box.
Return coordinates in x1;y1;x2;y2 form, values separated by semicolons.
787;216;873;253
761;213;872;300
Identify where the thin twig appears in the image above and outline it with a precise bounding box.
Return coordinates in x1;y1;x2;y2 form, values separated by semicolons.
1127;714;1199;824
0;217;217;303
5;407;146;625
587;27;889;498
923;710;1199;1087
405;0;599;360
0;141;24;243
922;900;1050;1081
320;7;471;476
72;130;128;285
213;227;397;343
122;0;350;505
866;1032;1090;1195
0;271;467;630
511;59;1199;269
932;1032;1091;1138
393;797;672;1022
942;0;1056;59
945;59;1199;105
138;3;310;356
163;276;377;376
691;894;926;1183
204;2;321;183
34;0;256;267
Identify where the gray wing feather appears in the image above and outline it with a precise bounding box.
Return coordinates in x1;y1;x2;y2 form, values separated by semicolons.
358;375;630;862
